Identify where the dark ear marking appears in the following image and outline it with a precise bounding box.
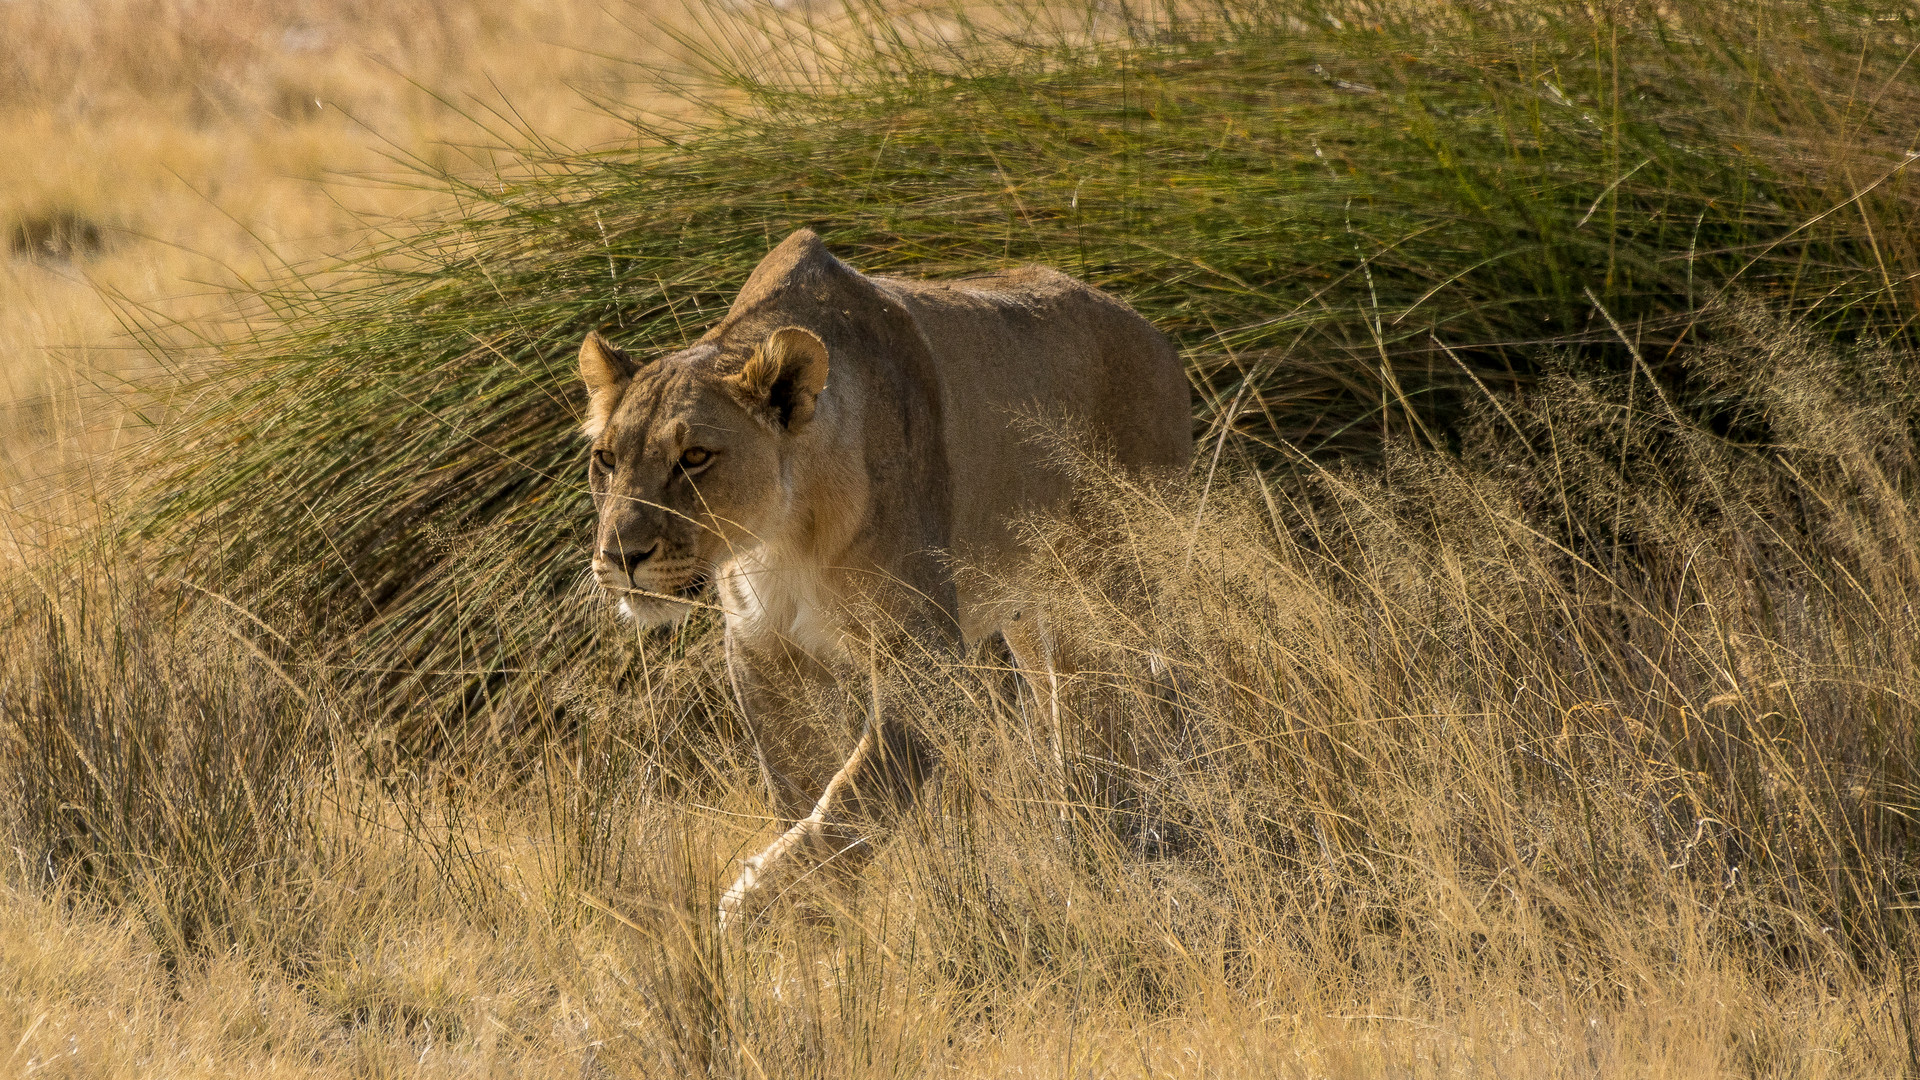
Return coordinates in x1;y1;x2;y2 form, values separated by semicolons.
725;326;830;430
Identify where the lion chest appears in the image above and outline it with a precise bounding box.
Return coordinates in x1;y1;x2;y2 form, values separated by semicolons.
717;553;844;663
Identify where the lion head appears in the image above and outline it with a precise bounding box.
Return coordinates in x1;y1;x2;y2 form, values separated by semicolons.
578;324;830;625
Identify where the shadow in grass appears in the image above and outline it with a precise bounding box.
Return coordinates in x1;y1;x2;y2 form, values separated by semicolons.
7;210;108;263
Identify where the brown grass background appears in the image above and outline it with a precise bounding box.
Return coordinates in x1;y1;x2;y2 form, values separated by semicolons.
3;1;1919;1076
0;0;705;542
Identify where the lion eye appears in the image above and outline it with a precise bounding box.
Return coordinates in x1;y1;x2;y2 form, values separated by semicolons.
593;449;615;472
680;447;713;470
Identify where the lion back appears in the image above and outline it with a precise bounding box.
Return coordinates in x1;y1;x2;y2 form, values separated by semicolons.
872;267;1193;567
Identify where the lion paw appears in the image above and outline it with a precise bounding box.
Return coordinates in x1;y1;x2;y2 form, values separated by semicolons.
717;854;766;933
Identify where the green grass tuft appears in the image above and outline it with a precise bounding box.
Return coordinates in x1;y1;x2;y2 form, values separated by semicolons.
134;0;1919;738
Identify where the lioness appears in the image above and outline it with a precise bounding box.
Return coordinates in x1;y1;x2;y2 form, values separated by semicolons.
578;229;1191;926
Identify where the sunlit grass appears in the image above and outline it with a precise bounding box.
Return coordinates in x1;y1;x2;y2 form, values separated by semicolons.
125;0;1920;739
2;0;1918;1074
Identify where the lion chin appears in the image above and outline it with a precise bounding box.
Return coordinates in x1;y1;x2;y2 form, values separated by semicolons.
610;577;708;627
615;593;696;626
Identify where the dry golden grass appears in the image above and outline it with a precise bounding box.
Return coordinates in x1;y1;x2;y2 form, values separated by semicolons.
0;0;715;552
5;304;1918;1075
0;0;1123;546
4;1;1919;1075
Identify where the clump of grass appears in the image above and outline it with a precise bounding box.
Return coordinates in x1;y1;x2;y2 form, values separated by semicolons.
2;0;1917;1070
6;301;1917;1075
0;561;321;956
1030;298;1918;961
134;0;1920;740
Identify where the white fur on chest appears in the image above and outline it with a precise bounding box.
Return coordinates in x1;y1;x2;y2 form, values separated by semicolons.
718;551;844;662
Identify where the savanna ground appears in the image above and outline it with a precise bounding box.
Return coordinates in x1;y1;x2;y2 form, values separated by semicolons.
4;0;1920;1075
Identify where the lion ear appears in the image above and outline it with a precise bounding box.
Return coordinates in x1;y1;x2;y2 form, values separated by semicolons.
726;326;829;431
579;331;637;438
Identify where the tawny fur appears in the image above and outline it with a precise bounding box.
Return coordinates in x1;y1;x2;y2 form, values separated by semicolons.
577;230;1192;926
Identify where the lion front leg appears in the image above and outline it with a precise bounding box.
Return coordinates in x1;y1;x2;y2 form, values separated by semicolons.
719;723;880;931
719;633;930;931
724;628;841;820
719;717;932;931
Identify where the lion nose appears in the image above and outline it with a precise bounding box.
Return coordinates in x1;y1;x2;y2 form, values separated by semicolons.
603;540;660;574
